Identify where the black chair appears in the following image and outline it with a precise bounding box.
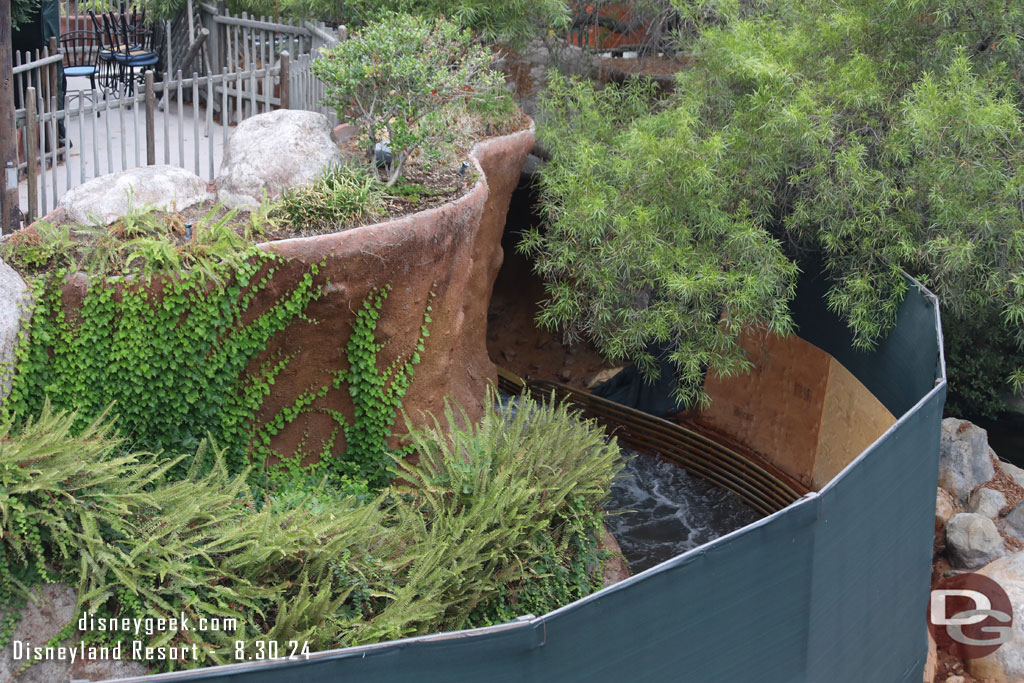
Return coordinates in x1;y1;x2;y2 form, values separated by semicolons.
91;8;158;97
89;10;123;95
60;30;102;107
113;9;159;96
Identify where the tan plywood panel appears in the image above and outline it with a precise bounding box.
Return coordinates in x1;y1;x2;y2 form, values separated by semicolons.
697;329;831;487
812;358;896;489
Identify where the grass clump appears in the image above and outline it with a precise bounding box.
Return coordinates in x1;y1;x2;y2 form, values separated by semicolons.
1;389;622;671
273;163;387;233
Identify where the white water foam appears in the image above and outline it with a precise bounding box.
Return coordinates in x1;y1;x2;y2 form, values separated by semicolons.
494;390;761;573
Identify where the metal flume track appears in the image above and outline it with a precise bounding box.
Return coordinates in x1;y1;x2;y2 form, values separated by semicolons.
497;367;807;516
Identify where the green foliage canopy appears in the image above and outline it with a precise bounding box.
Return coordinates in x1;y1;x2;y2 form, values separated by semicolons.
313;13;505;186
529;0;1024;408
524;76;798;408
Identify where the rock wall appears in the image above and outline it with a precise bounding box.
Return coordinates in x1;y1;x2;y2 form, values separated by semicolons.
932;418;1024;682
14;117;533;466
246;124;535;460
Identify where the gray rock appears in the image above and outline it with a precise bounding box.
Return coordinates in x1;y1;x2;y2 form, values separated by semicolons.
0;258;31;410
58;165;210;225
0;583;149;682
520;153;542;178
968;551;1024;681
1001;499;1024;543
216;109;342;209
939;418;995;503
969;487;1007;519
946;512;1006;568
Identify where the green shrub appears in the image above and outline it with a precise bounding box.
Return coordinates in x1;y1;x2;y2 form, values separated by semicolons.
944;313;1024;420
0;221;76;273
1;198;273;282
312;13;506;186
273;163;386;233
2;390;620;670
524;74;798;407
391;388;622;629
0;402;404;663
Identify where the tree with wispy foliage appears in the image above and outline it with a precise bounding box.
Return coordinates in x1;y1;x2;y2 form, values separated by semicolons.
527;0;1024;413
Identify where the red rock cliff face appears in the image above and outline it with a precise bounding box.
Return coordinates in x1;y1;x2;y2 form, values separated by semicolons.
252;123;535;462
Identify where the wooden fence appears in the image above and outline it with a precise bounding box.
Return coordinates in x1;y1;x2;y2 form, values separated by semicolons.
20;58;293;223
14;6;343;224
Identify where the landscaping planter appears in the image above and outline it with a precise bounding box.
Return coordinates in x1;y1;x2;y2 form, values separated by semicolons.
29;120;534;465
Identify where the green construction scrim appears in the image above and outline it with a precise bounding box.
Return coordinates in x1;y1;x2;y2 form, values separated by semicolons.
102;277;945;683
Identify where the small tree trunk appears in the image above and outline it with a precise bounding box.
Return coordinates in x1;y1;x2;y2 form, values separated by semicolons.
386;153;406;188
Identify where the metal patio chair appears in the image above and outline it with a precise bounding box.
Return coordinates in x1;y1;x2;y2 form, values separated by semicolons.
60;29;102;109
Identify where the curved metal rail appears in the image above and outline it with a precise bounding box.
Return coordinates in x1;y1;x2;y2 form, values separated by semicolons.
497;367;807;516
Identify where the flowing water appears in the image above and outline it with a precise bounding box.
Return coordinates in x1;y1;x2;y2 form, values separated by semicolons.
496;391;761;574
605;449;761;573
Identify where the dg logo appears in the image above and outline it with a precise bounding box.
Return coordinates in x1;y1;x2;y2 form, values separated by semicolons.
928;572;1013;660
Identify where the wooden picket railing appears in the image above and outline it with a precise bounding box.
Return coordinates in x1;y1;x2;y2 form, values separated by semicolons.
19;58;293;223
14;5;344;225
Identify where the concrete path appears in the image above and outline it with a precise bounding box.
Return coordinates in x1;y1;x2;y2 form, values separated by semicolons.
19;75;233;222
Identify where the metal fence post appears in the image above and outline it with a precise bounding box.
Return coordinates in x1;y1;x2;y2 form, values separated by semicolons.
216;0;227;75
47;36;58;115
145;71;156;165
279;51;290;110
25;89;37;225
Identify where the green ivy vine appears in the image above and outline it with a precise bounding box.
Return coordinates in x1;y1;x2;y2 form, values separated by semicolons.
264;285;433;493
4;249;324;475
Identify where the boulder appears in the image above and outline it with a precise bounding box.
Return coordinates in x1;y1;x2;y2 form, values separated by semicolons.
967;551;1024;682
946;513;1006;569
1001;500;1024;544
940;418;995;503
0;583;148;682
0;258;30;409
216;109;342;209
58;165;209;225
599;527;631;587
969;487;1007;520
